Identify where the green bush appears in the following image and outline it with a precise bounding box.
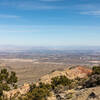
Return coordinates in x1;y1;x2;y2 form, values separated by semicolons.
83;74;100;88
82;66;100;88
92;66;100;74
29;83;37;92
0;69;18;98
27;88;50;100
23;82;52;100
39;82;52;90
51;76;72;88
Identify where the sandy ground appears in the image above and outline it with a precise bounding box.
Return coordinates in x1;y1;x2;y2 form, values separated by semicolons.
0;59;68;86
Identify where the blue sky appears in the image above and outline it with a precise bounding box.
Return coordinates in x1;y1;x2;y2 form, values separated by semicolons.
0;0;100;46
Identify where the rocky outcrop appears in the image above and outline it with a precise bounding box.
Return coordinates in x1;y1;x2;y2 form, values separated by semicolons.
39;70;67;84
3;66;93;99
3;83;30;99
47;86;100;100
66;66;92;79
74;86;100;100
40;66;92;84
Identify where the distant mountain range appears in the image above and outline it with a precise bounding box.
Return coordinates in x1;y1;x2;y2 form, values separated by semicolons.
0;45;100;53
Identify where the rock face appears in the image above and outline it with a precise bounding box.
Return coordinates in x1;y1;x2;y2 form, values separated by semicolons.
74;86;100;100
47;86;100;100
40;70;67;84
40;66;92;84
3;83;30;99
66;66;92;79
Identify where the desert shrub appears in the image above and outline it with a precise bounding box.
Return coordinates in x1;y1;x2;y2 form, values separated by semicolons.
53;85;64;94
83;74;100;88
22;82;52;100
75;77;88;86
0;69;18;98
27;88;50;100
81;66;100;88
65;93;73;99
39;82;52;90
92;66;100;75
83;66;100;88
51;76;72;88
29;83;37;92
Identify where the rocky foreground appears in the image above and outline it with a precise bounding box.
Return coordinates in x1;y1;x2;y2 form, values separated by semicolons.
47;86;100;100
3;66;100;100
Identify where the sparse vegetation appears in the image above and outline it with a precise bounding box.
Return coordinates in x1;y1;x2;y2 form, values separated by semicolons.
1;66;100;100
92;66;100;75
83;66;100;88
83;74;100;88
19;83;52;100
0;68;18;99
51;76;72;89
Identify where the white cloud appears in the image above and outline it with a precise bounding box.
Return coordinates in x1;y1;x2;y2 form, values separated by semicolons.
18;5;64;10
0;14;20;18
80;11;100;16
76;4;96;10
0;0;66;10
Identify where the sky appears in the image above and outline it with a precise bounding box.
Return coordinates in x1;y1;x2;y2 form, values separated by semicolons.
0;0;100;46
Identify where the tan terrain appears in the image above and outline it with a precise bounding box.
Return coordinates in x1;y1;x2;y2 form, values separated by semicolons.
4;66;97;100
0;59;67;85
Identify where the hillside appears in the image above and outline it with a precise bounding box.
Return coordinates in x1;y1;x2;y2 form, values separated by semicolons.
2;66;100;100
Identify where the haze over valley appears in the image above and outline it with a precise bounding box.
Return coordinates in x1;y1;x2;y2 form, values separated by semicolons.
0;46;99;85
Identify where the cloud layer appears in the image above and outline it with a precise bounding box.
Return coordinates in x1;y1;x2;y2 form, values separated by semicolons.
80;11;100;16
0;14;20;18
